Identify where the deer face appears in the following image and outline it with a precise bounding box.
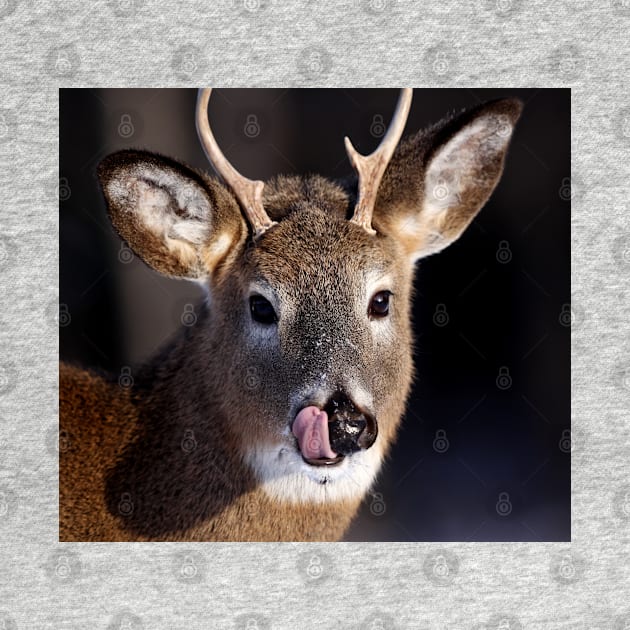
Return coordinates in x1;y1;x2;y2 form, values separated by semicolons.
98;90;522;503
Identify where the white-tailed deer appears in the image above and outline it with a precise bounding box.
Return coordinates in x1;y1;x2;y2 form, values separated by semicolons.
60;89;522;541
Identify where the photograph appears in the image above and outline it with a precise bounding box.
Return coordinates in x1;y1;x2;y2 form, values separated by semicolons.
59;88;570;542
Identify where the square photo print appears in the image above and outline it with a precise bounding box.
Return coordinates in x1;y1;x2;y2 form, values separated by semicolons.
59;88;570;542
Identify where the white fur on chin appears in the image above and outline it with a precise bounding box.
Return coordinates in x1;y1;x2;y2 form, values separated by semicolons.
244;441;384;505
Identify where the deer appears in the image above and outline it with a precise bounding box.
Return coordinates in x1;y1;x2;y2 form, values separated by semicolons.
60;88;522;541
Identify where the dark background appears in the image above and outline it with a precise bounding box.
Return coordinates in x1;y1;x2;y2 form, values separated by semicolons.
59;88;570;541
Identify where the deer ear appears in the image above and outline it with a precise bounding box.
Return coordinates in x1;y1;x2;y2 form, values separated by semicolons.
373;98;523;261
98;150;246;279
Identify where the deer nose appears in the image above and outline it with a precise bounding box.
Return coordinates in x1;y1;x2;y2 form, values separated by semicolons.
323;392;378;455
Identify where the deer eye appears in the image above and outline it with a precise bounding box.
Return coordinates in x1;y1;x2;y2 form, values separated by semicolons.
368;290;392;319
250;295;277;325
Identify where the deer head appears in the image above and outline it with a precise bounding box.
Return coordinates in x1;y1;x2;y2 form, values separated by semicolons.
97;89;522;503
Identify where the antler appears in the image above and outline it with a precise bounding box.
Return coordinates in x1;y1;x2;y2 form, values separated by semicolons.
196;88;276;239
344;88;413;235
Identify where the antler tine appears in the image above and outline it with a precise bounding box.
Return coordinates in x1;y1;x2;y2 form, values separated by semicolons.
344;88;413;235
196;88;276;239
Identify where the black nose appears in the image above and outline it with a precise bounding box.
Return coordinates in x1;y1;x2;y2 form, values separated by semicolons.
323;392;378;455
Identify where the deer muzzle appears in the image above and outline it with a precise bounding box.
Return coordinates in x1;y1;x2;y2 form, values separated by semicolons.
292;392;378;466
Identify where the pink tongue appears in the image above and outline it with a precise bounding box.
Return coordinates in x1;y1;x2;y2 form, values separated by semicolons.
292;406;337;460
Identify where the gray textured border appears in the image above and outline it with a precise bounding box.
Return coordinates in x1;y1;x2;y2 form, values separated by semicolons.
1;1;629;628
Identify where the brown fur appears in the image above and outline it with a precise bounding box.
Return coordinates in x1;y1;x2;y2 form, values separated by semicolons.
60;96;522;541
